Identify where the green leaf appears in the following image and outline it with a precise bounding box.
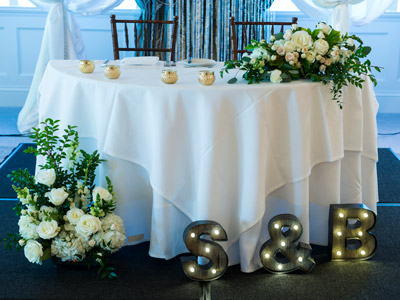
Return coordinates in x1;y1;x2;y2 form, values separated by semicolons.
364;46;372;56
41;247;52;261
274;32;284;40
242;56;251;62
228;78;238;84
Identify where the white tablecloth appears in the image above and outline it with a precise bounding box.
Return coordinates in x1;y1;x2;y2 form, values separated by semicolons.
38;60;379;272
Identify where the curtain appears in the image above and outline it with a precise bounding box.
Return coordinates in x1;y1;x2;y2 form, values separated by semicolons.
292;0;396;33
17;0;124;134
137;0;275;62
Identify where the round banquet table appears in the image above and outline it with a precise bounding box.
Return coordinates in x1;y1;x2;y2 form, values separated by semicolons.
38;60;379;272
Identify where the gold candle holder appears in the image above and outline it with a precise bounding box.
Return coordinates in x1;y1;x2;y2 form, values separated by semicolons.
198;70;215;86
104;65;120;79
161;69;178;84
79;60;95;74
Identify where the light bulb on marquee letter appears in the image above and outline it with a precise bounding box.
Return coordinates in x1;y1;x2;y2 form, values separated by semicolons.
328;204;377;261
181;221;228;282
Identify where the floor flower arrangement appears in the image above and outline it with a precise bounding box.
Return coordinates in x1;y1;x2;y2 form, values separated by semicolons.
221;22;380;108
2;118;126;279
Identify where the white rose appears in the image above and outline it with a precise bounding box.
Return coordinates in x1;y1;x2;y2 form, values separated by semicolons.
270;70;283;84
292;24;298;30
75;215;102;239
92;187;113;202
67;208;84;225
291;31;313;50
18;215;39;239
284;41;296;53
37;220;59;239
19;239;26;246
45;188;68;206
346;38;354;47
306;51;316;63
301;53;306;59
314;39;330;56
271;55;277;61
316;22;331;34
283;29;292;40
35;169;56;187
24;240;43;264
270;35;276;42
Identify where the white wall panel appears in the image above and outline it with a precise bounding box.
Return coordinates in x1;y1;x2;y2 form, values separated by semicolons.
0;27;5;76
17;27;44;77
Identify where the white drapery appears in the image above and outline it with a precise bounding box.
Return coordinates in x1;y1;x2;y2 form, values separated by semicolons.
292;0;396;33
18;0;123;133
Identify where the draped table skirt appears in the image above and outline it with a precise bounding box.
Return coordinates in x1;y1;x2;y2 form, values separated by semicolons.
38;60;379;272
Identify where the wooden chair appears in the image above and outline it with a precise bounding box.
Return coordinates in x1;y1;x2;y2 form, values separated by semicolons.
110;15;179;61
230;16;298;60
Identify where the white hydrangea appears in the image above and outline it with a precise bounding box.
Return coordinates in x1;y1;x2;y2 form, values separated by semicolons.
18;215;39;239
51;231;89;262
39;205;58;220
100;214;125;234
94;230;126;253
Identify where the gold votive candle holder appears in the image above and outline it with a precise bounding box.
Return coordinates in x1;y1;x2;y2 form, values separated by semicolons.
198;70;215;86
161;69;178;84
79;60;95;74
104;65;120;79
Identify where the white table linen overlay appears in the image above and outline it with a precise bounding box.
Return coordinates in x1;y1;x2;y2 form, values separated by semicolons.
38;60;379;272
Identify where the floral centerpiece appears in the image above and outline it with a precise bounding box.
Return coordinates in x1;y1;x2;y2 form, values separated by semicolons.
221;22;380;108
2;119;126;279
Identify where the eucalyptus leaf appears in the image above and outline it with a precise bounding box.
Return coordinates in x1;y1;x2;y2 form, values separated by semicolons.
228;78;238;84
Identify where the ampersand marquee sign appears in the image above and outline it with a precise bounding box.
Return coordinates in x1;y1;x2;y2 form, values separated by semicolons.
260;214;315;273
328;204;377;260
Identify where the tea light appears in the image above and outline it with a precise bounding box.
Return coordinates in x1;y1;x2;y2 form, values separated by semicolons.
79;60;95;74
104;65;120;79
161;69;178;84
198;70;215;86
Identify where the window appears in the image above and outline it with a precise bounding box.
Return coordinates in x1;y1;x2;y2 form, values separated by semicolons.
0;0;137;9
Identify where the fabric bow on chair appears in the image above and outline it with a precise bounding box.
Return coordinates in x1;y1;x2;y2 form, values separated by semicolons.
312;0;364;33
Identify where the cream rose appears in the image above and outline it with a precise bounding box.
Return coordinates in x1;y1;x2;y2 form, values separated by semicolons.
284;41;296;53
283;29;292;40
277;46;286;56
66;207;84;225
316;22;331;34
35;169;56;187
24;240;43;264
314;39;330;55
346;38;354;47
270;70;283;84
92;187;112;202
45;188;68;206
285;52;294;62
37;220;59;239
75;215;102;239
306;51;316;63
291;30;313;50
319;64;327;73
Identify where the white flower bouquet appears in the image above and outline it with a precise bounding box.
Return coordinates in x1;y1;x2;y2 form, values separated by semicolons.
3;118;126;279
221;22;380;108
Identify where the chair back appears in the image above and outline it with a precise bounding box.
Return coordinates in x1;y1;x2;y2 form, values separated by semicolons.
110;15;179;61
230;16;298;60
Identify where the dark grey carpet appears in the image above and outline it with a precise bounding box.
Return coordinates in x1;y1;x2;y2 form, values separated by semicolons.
0;201;399;300
377;148;400;203
1;144;399;202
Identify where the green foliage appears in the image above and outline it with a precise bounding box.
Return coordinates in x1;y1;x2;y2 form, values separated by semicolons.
2;118;122;279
